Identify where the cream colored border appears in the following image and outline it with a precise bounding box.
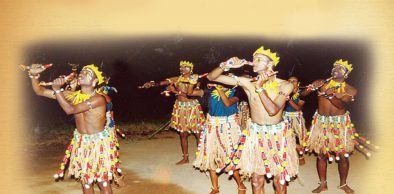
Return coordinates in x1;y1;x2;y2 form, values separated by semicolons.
0;1;393;193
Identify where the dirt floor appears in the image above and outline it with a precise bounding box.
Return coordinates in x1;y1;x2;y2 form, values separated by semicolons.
25;130;376;194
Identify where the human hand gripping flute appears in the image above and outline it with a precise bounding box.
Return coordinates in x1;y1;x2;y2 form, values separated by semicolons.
24;63;123;193
139;60;205;165
301;59;379;194
207;46;297;194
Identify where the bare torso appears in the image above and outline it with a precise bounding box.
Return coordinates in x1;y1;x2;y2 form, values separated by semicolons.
173;75;196;102
72;94;106;134
317;82;354;116
241;79;288;125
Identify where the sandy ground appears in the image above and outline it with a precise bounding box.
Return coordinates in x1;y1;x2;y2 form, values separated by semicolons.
26;130;375;194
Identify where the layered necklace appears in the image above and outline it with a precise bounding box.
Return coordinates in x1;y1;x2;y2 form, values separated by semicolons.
262;79;279;96
324;80;346;93
66;90;96;105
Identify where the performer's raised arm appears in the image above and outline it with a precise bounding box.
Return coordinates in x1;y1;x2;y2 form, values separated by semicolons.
287;77;305;111
300;79;325;96
324;84;357;109
287;98;305;111
140;76;178;88
215;85;239;107
28;64;57;99
51;77;105;115
255;75;293;116
207;57;250;87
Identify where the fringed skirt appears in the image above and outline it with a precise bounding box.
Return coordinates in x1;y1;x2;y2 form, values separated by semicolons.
170;99;205;133
54;127;122;186
230;120;299;184
283;111;307;154
193;114;241;172
238;101;250;131
303;111;372;160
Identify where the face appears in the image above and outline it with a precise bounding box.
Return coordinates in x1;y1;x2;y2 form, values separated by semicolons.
288;77;299;92
252;54;273;72
331;64;348;79
179;65;192;75
78;68;97;86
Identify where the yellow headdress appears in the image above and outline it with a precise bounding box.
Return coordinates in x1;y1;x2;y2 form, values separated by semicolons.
253;46;280;66
82;64;104;85
179;60;194;69
334;59;353;74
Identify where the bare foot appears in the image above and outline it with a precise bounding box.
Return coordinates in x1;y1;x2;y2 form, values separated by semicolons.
209;187;219;194
312;182;328;193
175;157;189;165
338;184;354;194
114;174;126;187
299;157;306;166
237;184;247;194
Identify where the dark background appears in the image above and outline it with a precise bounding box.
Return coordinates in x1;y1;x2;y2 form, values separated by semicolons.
21;35;372;136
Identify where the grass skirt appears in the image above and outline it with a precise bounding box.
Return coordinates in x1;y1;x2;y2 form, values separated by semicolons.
283;111;307;154
170;99;205;133
238;101;250;131
65;128;120;184
193;114;241;172
54;111;122;185
230;120;299;184
304;111;357;159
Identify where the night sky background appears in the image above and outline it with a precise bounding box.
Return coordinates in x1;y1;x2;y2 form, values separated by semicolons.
21;35;372;136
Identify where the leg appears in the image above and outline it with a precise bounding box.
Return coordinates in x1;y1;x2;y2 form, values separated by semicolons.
82;183;95;194
176;132;189;165
296;146;306;166
337;155;354;194
273;176;287;194
97;181;113;194
209;170;220;194
194;132;201;147
114;172;125;187
312;153;328;193
251;173;265;194
233;170;246;194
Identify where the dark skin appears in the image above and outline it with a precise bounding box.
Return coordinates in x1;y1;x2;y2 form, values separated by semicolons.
142;65;201;165
286;77;306;165
29;65;111;194
301;64;357;194
189;85;246;194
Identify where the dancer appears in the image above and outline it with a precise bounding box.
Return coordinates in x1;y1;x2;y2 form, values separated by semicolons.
301;59;361;194
141;60;205;165
192;83;247;194
27;64;121;194
207;46;298;194
283;76;307;165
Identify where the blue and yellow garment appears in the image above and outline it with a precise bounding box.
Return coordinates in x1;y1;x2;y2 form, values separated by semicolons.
285;90;301;112
208;88;238;116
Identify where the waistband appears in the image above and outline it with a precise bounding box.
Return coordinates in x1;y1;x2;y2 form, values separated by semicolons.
249;120;287;134
284;111;303;117
206;114;238;124
73;128;110;142
175;99;200;106
314;110;350;122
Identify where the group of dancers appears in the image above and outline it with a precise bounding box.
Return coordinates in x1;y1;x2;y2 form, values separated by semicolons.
141;46;376;194
24;45;377;194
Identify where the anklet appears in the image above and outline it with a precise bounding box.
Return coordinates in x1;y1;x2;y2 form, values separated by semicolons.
337;183;348;188
319;180;327;184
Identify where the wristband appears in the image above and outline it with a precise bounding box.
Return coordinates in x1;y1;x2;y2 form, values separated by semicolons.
28;72;40;79
255;87;264;93
219;62;230;72
52;88;64;95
